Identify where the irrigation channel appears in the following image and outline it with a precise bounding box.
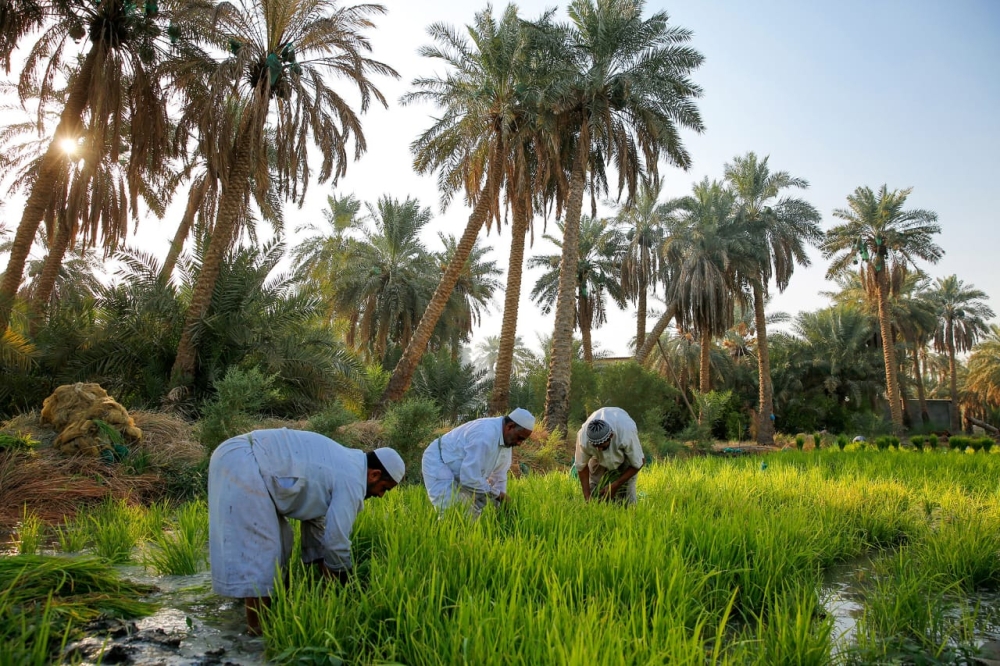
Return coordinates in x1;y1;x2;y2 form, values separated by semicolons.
5;448;1000;664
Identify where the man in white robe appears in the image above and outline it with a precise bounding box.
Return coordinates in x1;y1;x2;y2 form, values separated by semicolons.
208;428;404;634
575;407;644;504
421;408;534;517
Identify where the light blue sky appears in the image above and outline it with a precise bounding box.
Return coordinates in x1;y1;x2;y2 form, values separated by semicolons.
3;0;998;358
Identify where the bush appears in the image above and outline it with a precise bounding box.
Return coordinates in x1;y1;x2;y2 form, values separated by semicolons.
795;434;805;451
198;367;279;450
948;435;971;451
411;352;489;423
812;433;822;450
909;435;926;449
848;411;892;438
928;434;939;449
594;362;688;434
382;398;440;485
307;401;357;440
836;434;848;450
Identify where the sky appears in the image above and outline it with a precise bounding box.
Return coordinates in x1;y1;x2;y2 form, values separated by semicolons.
3;0;999;360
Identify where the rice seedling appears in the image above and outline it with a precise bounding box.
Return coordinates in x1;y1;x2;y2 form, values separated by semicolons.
812;432;821;450
0;555;156;662
928;433;939;448
87;498;144;564
795;434;805;450
14;506;44;555
55;516;89;554
144;500;209;575
836;434;848;450
244;451;1000;663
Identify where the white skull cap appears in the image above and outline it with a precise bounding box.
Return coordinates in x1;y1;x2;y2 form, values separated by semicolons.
373;447;405;483
508;407;535;431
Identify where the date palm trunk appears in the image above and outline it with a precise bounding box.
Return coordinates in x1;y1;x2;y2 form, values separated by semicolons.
635;283;647;352
752;282;775;444
161;178;209;281
0;49;96;333
634;299;677;365
543;123;589;434
580;293;593;364
699;331;711;394
380;149;504;408
29;212;72;327
170;130;256;386
489;194;529;413
876;270;904;433
947;320;959;432
912;345;930;425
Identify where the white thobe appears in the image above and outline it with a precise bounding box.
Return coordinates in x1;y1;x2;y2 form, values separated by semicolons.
421;416;510;513
208;428;366;598
575;407;644;472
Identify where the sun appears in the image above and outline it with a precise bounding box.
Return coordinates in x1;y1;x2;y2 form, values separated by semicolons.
60;137;79;155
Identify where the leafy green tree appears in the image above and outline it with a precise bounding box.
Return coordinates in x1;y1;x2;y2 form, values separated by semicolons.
615;176;668;352
661;179;750;394
1;0;188;334
433;233;503;361
929;275;994;430
965;326;1000;414
384;4;543;408
529;216;626;363
170;0;395;386
531;0;704;434
332;196;435;361
724;152;821;444
821;186;943;433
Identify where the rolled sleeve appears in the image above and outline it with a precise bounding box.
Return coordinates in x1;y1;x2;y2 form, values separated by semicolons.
624;432;644;469
574;430;592;471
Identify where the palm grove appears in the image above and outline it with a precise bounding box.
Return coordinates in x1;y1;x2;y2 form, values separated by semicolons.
0;0;996;444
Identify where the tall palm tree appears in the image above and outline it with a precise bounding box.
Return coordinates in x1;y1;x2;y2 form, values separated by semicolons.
332;196;434;361
929;275;994;431
827;271;937;425
533;0;704;433
474;334;536;380
529;215;626;363
0;0;187;334
965;326;1000;412
432;233;503;361
616;176;668;352
662;178;749;394
0;0;44;73
382;4;543;408
821;185;943;433
724;152;821;444
168;0;396;386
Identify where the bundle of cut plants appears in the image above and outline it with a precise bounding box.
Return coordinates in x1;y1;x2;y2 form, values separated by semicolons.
0;555;157;659
40;383;142;457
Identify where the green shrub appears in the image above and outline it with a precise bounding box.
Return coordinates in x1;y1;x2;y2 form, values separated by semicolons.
199;367;280;450
982;437;995;453
836;434;849;450
411;351;489;422
594;362;687;434
812;433;822;450
874;436;891;451
795;434;805;451
948;436;970;452
382;398;440;485
928;434;939;448
307;401;357;440
909;435;926;450
0;431;39;452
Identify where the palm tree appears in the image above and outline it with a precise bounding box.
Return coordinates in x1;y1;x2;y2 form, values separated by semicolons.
532;0;704;433
0;0;187;334
529;216;626;363
432;233;503;361
168;0;396;386
616;176;668;352
965;326;1000;412
332;196;435;361
0;0;44;73
661;178;749;394
724;152;822;444
382;4;543;408
929;275;994;431
474;335;536;380
821;185;943;433
827;271;937;425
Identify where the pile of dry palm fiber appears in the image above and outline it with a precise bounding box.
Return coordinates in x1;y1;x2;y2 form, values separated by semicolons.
41;383;142;457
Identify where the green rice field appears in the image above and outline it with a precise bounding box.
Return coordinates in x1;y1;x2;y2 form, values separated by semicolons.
4;448;1000;664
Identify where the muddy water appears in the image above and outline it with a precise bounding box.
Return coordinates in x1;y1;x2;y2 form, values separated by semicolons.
63;569;267;666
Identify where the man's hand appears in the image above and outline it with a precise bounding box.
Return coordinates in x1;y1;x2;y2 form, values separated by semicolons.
597;484;614;501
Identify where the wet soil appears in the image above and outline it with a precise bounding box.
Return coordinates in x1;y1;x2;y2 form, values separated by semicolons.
62;570;266;666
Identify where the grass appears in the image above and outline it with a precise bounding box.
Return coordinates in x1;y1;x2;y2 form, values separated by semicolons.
55;516;89;554
87;498;144;564
257;449;1000;664
144;500;209;575
0;555;156;663
14;506;44;555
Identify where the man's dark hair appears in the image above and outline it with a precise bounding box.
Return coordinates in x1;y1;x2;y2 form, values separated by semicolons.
366;450;390;476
